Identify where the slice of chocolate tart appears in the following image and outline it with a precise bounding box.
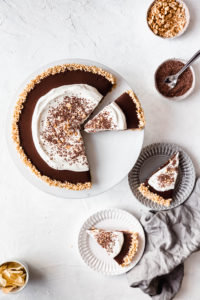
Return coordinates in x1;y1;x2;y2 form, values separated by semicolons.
12;64;115;190
138;152;179;207
87;228;139;267
84;90;145;133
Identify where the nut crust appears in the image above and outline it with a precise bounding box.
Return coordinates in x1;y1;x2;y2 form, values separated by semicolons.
126;90;145;129
12;63;116;190
147;0;187;38
120;232;139;267
138;183;171;207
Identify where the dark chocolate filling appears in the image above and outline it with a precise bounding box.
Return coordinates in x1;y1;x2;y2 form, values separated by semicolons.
18;70;113;184
147;185;173;199
114;232;133;265
115;93;139;129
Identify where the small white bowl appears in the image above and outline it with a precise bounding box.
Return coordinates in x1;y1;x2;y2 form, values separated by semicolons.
146;0;190;39
154;58;195;101
0;260;29;294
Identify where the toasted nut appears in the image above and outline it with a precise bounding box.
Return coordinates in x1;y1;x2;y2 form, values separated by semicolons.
147;0;186;38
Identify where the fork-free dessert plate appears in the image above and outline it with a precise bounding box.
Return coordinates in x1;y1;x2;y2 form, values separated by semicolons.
78;208;145;275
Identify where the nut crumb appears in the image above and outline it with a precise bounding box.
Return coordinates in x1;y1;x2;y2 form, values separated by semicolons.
147;0;187;38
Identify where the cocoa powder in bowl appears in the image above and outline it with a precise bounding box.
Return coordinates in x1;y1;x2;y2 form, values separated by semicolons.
155;60;193;98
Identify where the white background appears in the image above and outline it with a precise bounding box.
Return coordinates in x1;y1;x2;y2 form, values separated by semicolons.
1;0;200;299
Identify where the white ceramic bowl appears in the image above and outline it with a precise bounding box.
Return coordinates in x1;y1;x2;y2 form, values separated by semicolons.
146;0;190;39
154;58;195;101
0;260;29;294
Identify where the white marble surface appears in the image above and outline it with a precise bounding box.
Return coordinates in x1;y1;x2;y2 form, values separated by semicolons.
1;0;200;299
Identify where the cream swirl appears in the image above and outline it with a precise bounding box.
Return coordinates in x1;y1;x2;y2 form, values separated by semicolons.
31;84;103;171
148;152;179;192
104;102;127;130
87;229;124;258
85;102;127;132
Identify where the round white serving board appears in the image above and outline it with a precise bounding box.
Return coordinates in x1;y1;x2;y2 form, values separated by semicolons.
7;58;144;199
78;208;145;275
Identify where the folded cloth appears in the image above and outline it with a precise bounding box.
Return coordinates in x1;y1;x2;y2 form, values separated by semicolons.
127;178;200;300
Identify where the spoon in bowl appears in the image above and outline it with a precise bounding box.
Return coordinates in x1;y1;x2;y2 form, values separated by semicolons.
164;50;200;89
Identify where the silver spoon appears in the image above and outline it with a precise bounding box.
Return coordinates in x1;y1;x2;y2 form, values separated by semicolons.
164;50;200;89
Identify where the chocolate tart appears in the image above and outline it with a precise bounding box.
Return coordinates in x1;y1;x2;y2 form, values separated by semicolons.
84;90;145;133
87;228;138;267
12;64;115;190
138;153;179;207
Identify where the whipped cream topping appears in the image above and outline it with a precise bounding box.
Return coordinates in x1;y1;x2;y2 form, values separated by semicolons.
148;152;179;192
85;102;127;132
32;84;103;171
87;228;124;258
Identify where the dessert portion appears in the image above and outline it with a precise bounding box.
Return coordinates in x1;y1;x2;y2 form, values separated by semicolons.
85;102;127;132
87;228;139;267
84;90;145;133
139;152;179;207
12;64;115;190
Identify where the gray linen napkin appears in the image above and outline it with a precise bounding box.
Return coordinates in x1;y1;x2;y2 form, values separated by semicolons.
127;178;200;300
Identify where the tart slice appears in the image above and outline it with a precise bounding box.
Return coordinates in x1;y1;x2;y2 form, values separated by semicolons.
87;228;139;267
12;64;115;190
84;90;145;133
138;152;179;207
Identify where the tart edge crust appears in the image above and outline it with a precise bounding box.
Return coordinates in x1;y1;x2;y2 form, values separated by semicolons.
126;90;145;130
120;231;139;267
84;89;145;132
12;63;116;190
138;183;172;207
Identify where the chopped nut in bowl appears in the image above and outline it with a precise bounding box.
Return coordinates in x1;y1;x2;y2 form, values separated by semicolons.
0;260;29;294
147;0;190;39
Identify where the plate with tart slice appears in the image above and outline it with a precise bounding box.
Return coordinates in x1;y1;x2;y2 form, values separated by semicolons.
7;59;145;198
129;143;195;211
78;208;145;275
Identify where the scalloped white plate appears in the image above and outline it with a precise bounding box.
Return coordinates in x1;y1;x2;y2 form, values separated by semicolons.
7;58;144;199
78;208;145;275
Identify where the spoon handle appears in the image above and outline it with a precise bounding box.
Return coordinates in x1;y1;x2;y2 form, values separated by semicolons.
176;50;200;77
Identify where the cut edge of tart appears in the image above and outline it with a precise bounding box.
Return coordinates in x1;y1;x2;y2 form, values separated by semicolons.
138;152;179;207
84;89;145;133
87;228;139;267
138;183;172;207
114;231;139;267
12;64;116;191
126;90;145;130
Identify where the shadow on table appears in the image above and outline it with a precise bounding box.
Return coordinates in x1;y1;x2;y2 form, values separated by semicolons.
28;264;45;284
